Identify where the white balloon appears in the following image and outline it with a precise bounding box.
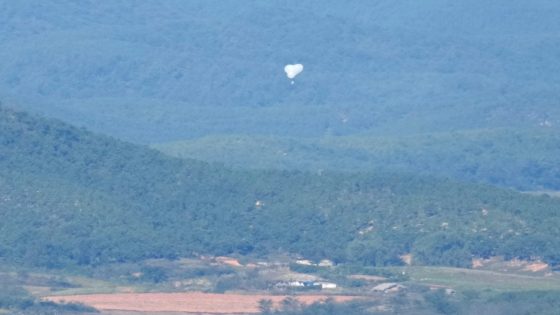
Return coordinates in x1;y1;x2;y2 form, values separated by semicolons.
284;64;303;80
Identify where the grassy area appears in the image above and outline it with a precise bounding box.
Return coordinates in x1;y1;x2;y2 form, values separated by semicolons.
392;266;560;292
41;277;128;296
0;268;144;297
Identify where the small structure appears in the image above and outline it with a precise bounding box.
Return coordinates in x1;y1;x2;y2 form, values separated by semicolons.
278;280;336;290
288;281;305;287
295;259;314;266
303;281;321;288
319;282;337;289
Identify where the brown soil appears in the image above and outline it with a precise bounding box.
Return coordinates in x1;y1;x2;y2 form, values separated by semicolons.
399;254;413;266
471;258;484;268
524;262;549;272
45;292;359;314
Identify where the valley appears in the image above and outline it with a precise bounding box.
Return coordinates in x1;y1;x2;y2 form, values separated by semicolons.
2;1;560;314
4;254;560;314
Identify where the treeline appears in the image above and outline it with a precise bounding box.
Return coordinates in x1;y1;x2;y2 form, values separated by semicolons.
0;282;96;314
2;106;560;269
259;291;560;315
258;298;371;315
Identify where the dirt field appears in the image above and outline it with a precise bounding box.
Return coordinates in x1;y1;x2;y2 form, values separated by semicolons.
45;292;359;314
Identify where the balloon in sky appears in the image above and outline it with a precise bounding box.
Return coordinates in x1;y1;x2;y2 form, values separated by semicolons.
284;64;304;81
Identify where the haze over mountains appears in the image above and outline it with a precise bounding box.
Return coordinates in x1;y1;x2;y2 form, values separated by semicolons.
2;0;560;140
2;1;560;192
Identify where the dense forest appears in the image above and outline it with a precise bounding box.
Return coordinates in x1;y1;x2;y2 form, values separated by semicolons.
1;0;559;143
155;128;560;191
2;105;560;270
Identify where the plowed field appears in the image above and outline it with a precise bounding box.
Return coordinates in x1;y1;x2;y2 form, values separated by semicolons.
45;292;359;313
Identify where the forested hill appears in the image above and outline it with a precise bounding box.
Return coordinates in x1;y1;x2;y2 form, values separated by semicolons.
1;105;560;268
1;1;559;142
155;128;560;191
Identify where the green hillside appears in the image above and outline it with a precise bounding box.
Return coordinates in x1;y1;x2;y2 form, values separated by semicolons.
2;105;560;270
154;128;560;190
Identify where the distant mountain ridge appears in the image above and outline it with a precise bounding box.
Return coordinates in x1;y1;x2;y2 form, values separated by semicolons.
2;105;560;269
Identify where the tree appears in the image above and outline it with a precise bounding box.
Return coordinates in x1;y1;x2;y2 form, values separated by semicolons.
258;299;273;315
279;297;302;313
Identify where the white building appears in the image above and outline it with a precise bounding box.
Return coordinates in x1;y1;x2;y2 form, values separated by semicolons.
319;282;337;289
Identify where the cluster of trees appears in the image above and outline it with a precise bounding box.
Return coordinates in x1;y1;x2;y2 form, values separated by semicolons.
2;106;560;270
258;290;560;315
0;278;95;314
258;298;371;315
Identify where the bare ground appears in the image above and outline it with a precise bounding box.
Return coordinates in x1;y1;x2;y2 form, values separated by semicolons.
45;292;360;314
